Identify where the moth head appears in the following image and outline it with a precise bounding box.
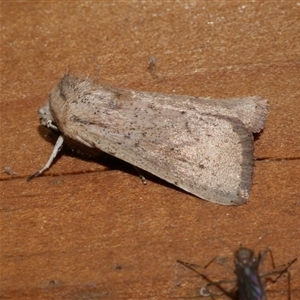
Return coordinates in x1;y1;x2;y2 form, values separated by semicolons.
38;100;57;131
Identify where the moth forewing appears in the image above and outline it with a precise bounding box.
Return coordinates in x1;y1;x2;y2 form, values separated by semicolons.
60;91;254;204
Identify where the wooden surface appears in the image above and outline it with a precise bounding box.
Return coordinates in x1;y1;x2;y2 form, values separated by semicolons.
1;1;299;299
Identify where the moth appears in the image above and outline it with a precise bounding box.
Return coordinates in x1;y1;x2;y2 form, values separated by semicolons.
29;73;268;205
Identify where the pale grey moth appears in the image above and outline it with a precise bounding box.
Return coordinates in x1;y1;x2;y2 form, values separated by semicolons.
29;74;268;205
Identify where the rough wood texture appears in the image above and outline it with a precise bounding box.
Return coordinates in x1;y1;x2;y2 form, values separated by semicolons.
1;2;299;299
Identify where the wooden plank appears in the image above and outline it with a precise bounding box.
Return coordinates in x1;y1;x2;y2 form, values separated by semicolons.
1;2;299;299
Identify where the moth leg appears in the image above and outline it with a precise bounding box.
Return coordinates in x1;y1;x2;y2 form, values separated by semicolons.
133;166;147;185
27;135;64;181
46;120;58;131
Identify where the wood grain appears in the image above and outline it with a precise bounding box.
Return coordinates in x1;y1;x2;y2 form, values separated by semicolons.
1;2;299;299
